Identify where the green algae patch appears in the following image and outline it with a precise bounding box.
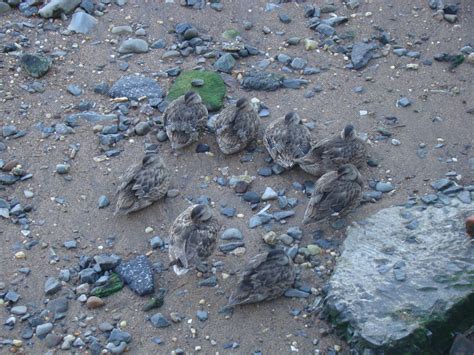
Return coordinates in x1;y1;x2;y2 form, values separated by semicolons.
166;70;226;111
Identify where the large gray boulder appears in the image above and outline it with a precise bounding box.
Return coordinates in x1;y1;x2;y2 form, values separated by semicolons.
324;202;474;353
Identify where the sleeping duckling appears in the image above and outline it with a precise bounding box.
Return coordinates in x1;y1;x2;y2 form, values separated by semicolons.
263;112;312;169
215;98;259;154
168;204;220;275
163;91;208;150
227;249;296;307
297;124;367;177
302;163;363;224
115;151;170;215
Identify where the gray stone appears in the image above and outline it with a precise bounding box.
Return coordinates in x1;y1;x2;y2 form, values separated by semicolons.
221;228;243;240
56;164;70;174
134;121;151;136
111;25;133;35
10;306;27;316
428;0;444;9
46;296;69;318
3;125;18;137
316;23;335;36
324;203;474;352
67;84;82;96
67;11;98;34
36;323;54;337
375;181;394;193
290;57;307;70
106;341;127;354
94;254;121;271
397;97;411;107
21;54;52;78
45;333;63;348
284;288;310;298
150;236;164;249
118;39;149;54
98;195;110;208
38;0;81;18
219;242;245;253
79;268;98;283
351;42;378;70
196;310;208;321
108;328;131;344
198;275;217;287
213;53;236;73
64;240;77;249
241;71;283;91
261;187;278;201
109;76;163;100
115;255;154;296
150;313;171;328
393;48;408;57
44;277;62;295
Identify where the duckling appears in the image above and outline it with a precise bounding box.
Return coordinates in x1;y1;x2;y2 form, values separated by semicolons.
163;91;208;150
263;112;312;169
168;204;220;275
297;124;367;177
215;98;259;154
302;164;363;224
227;249;295;307
114;151;170;215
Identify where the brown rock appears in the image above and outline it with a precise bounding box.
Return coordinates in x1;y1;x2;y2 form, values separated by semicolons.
2;160;19;171
466;215;474;237
86;296;105;309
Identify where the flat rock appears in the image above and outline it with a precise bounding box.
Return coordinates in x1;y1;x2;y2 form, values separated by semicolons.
67;11;98;34
109;76;163;100
115;255;154;296
44;277;62;295
324;203;474;352
39;0;81;18
241;71;283;91
351;42;378;70
118;39;149;54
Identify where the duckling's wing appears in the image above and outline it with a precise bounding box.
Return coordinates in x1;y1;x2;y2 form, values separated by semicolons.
233;109;258;141
303;171;338;222
316;179;362;216
131;164;170;201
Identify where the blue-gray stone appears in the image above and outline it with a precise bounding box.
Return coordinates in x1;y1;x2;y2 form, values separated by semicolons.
196;310;209;321
393;48;408;56
316;23;335;36
67;11;98;34
3;125;18;137
243;191;260;204
351;42;378;70
284;288;310;298
109;76;163;100
397;97;411;107
257;167;272;177
213;53;236;73
198;275;217;287
98;195;110;208
21;54;52;78
79;268;98;284
64;240;77;249
108;328;132;344
219;242;245;253
150;236;164;249
375;181;394;193
44;277;61;295
220;207;236;217
94;254;121;271
406;51;420;58
457;191;471;204
430;178;452;191
241;71;283;91
303;67;321;75
282;79;308;89
0;174;18;185
273;210;295;221
287;227;302;240
115;255;154;296
221;228;243;240
290;57;307;70
118;38;149;54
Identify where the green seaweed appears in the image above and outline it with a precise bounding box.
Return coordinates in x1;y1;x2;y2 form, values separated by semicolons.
166;70;226;111
90;272;124;298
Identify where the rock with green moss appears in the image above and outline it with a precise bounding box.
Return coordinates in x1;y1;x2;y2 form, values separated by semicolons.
324;201;474;353
166;70;226;111
222;28;240;40
21;54;52;78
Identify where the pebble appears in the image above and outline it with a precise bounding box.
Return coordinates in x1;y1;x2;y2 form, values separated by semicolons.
86;296;105;309
56;164;70;174
21;54;52;78
304;39;317;51
116;255;154;296
263;231;278;245
150;313;171;328
150;236;164;249
11;306;27;316
44;277;62;295
397;97;411;107
68;11;98;34
135;121;151;136
375;182;394;193
284;289;310;298
221;228;243;241
36;323;54;337
258;166;273;176
213;53;236;73
198;275;217;287
98;195;110;208
118;39;149;54
261;187;278;201
196;310;209;321
219;242;245;253
243;191;260;204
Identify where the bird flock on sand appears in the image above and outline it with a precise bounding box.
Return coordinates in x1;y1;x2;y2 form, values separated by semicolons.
113;91;368;309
